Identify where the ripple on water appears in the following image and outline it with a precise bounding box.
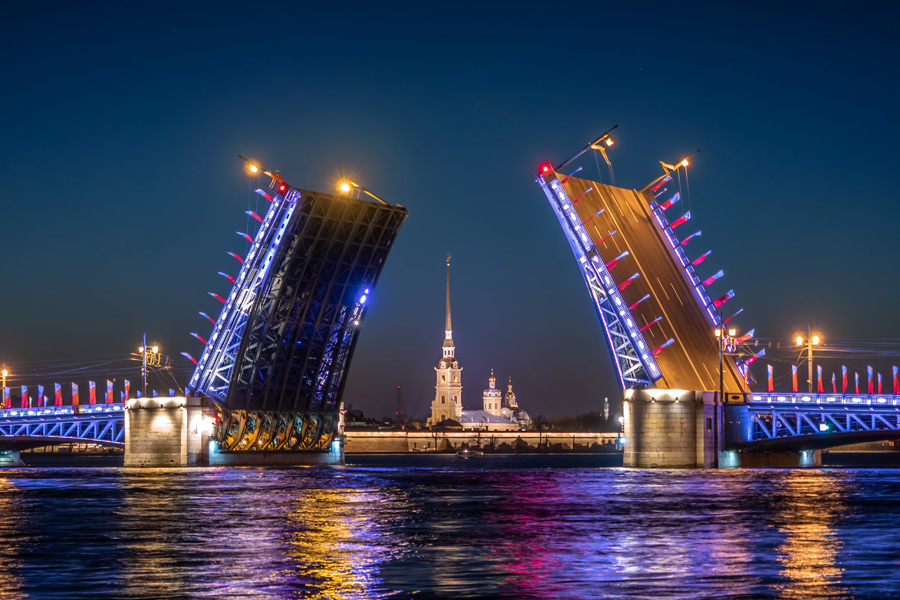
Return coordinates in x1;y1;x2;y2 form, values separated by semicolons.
0;458;897;598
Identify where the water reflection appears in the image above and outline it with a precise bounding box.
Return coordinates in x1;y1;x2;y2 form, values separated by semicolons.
0;458;897;599
285;486;405;599
0;477;24;599
774;471;847;598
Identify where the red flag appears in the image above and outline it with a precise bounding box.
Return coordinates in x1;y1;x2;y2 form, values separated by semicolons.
817;365;823;393
89;381;96;404
72;383;79;406
713;290;735;308
106;380;114;404
669;211;692;230
855;372;859;395
868;366;874;394
831;373;836;394
618;272;640;291
659;192;681;210
894;366;899;395
842;366;848;394
878;373;883;395
792;365;798;393
767;364;774;392
54;383;62;406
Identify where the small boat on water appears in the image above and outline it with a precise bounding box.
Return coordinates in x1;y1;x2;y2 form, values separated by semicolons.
456;448;483;458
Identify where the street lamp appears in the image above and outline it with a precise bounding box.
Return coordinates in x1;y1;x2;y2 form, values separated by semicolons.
137;333;160;398
795;327;822;393
714;326;738;469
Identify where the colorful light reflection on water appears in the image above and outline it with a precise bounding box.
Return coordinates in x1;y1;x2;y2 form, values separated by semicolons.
0;455;899;598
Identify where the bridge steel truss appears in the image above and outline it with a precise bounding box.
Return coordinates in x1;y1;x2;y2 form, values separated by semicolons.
538;175;661;389
0;405;125;447
189;180;407;452
538;165;749;394
726;393;900;446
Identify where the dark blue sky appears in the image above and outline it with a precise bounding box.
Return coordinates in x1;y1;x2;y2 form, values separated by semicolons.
2;2;900;418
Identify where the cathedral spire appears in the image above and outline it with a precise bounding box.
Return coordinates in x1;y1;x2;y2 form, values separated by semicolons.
445;253;452;335
443;253;454;356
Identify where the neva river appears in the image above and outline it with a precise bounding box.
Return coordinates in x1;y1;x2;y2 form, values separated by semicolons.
1;455;899;599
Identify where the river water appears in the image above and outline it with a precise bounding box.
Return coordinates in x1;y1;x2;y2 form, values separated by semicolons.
0;454;898;599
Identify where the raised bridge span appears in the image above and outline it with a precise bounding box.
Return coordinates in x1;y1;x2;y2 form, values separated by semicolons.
536;131;900;466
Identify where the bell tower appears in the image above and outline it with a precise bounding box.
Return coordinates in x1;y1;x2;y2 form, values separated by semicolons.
429;254;463;426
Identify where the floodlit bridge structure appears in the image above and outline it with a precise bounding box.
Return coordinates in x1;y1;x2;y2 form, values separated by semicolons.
0;161;407;467
537;130;900;467
177;163;407;466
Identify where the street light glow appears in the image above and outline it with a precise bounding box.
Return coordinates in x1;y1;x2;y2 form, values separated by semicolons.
151;345;159;353
795;335;804;346
338;180;352;194
605;138;614;147
811;335;820;345
681;159;689;167
249;164;259;174
1;369;7;378
715;328;722;337
728;328;736;337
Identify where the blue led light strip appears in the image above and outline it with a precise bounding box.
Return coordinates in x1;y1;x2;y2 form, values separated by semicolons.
539;176;660;389
188;186;299;400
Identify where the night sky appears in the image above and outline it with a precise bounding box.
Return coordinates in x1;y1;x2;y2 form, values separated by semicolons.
3;3;900;419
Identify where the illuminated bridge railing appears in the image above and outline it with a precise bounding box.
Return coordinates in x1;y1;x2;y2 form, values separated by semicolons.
0;404;125;446
731;393;900;443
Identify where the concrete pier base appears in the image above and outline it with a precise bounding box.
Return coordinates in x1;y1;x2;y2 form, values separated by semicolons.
623;389;717;468
719;449;822;468
0;451;23;467
207;438;344;466
125;396;345;467
124;396;211;467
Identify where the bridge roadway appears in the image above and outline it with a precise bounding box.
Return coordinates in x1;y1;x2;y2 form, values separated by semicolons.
0;404;124;450
560;175;746;393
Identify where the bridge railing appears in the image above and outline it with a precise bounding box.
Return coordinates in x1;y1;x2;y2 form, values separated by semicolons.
728;393;900;444
746;393;900;407
0;404;125;419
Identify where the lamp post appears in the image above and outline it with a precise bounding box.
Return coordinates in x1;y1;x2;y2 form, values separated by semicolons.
795;326;822;393
714;326;737;469
137;333;159;398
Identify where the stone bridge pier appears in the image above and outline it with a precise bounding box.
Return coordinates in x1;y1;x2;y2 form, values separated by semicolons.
623;389;820;468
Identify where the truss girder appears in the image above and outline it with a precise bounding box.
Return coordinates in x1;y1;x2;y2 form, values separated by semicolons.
745;400;900;442
0;407;125;446
538;176;659;389
190;184;406;422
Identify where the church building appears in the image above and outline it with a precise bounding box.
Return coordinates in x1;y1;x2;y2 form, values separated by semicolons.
427;255;531;431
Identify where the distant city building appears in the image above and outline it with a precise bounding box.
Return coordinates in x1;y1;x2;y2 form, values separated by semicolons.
426;255;530;431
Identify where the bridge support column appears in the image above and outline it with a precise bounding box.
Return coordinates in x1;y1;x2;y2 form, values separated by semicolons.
623;389;718;468
0;451;23;467
124;397;211;467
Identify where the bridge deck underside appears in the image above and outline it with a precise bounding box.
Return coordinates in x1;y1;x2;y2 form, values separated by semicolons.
562;175;744;392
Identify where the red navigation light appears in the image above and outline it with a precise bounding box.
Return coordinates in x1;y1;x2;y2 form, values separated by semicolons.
539;163;552;175
277;183;289;194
